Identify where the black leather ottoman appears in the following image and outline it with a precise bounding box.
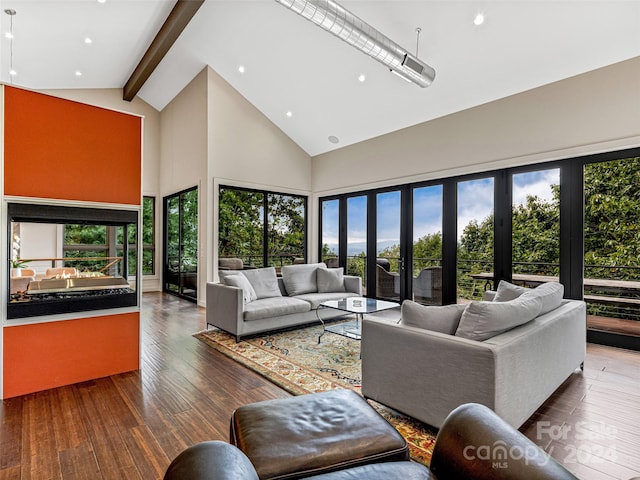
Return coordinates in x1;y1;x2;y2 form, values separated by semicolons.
230;389;411;480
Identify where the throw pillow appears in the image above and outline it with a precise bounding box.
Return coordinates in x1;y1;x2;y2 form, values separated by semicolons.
455;294;543;341
317;268;346;293
493;280;527;302
223;274;258;304
218;269;242;284
281;263;327;296
400;301;467;335
241;267;282;299
520;281;564;315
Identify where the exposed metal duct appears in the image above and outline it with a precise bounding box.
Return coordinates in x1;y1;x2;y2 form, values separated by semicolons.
274;0;435;87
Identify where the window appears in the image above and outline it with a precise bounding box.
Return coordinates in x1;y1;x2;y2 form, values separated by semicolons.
457;177;494;301
218;186;307;270
164;187;198;301
142;196;155;275
318;147;640;350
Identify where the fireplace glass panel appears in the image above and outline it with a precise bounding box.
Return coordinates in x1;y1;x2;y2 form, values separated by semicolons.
7;203;138;319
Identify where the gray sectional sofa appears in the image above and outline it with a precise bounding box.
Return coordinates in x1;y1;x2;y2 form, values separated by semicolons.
362;281;587;429
207;263;362;341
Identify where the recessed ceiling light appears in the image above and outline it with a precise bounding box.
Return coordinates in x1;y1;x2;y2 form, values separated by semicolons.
328;136;339;144
75;70;83;77
5;32;13;39
84;37;92;44
473;12;485;26
286;111;293;118
9;69;16;76
238;65;245;74
97;0;106;3
358;73;366;83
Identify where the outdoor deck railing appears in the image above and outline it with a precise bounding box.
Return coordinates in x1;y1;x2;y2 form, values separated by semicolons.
223;254;640;321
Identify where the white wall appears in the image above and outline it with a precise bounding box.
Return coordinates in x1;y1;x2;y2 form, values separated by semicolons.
158;70;209;304
17;223;59;275
206;67;312;286
312;57;640;195
157;67;312;303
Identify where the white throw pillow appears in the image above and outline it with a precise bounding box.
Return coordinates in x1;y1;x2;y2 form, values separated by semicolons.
223;274;258;304
493;280;527;302
520;281;564;315
218;269;241;284
400;301;467;335
455;295;543;341
281;263;327;296
240;267;282;299
317;268;346;293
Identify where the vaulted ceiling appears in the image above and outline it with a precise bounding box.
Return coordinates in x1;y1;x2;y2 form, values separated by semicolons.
2;1;639;156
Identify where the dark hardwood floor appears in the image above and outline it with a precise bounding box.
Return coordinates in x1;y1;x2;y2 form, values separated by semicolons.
1;292;639;479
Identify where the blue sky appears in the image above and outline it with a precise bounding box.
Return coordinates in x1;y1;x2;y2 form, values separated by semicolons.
322;168;559;255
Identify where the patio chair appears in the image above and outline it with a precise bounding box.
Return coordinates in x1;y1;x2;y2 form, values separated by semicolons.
376;263;400;300
413;266;442;305
219;258;245;270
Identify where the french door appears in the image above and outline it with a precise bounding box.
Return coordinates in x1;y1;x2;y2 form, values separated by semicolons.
164;187;198;302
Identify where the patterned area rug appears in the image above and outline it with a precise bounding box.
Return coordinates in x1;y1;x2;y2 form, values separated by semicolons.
193;321;437;465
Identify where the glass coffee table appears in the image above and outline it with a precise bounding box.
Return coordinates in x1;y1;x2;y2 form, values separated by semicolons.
317;297;399;343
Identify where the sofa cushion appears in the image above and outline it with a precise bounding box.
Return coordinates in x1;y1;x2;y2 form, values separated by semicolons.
493;280;527;302
281;262;326;296
243;297;311;321
223;274;258;304
455;295;543;341
239;267;282;299
400;301;467;335
520;281;564;315
295;291;359;310
317;267;346;293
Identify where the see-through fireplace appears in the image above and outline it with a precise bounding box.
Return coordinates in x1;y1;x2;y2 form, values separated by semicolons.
7;203;139;319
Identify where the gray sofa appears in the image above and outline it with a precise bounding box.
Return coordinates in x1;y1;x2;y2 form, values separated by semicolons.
361;281;586;428
207;263;362;341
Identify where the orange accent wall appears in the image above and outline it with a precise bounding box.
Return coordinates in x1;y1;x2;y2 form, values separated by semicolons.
3;86;142;204
3;313;139;398
2;86;142;398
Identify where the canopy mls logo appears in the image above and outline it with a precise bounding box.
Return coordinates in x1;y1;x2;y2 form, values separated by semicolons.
462;440;549;470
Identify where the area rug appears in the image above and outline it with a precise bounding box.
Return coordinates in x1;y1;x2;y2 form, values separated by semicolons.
193;322;437;466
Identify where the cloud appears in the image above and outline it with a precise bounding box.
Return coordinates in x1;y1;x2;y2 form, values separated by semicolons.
512;169;559;206
457;178;494;237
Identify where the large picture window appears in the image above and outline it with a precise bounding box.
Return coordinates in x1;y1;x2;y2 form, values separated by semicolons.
319;147;640;351
218;186;307;270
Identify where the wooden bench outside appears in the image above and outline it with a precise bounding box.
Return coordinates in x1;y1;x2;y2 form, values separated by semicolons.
583;294;640;308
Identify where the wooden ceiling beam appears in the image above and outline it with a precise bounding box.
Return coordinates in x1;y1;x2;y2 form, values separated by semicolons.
123;0;204;102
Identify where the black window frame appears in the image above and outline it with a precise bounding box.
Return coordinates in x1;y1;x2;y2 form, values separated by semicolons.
218;185;308;269
319;146;640;350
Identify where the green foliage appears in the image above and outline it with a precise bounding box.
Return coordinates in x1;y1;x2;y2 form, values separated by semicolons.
459;218;494;261
11;258;31;268
166;189;199;272
379;232;443;275
218;188;264;265
511;191;560;275
65;225;106;244
267;193;306;263
219;188;306;268
142;197;154;246
584;158;640;279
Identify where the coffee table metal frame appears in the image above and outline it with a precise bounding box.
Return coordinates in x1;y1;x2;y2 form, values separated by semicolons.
316;297;399;343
